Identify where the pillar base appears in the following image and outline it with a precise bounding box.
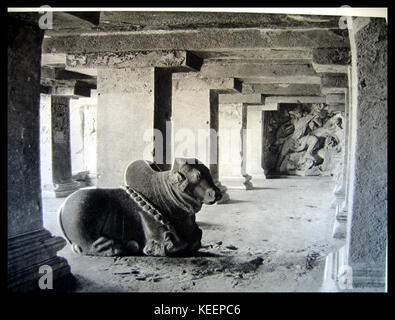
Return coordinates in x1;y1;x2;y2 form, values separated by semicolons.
323;250;386;291
8;229;72;292
220;175;253;190
42;181;80;198
349;263;386;291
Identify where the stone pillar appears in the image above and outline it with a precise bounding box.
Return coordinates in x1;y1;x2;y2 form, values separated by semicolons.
96;67;155;187
332;89;349;239
345;17;387;290
218;103;252;190
324;17;387;291
246;107;266;184
154;68;173;171
50;96;80;197
172;74;239;200
40;94;80;197
69;90;98;186
8;14;71;291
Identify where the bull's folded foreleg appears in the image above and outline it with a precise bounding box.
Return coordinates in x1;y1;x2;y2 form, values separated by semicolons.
138;210;188;256
86;237;140;257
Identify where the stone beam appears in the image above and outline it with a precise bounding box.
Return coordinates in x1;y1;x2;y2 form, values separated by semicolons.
41;67;96;81
312;48;351;65
239;76;321;85
47;81;94;98
41;53;67;67
200;63;317;78
327;104;345;112
195;48;313;61
321;73;349;88
247;103;279;111
43;28;350;54
172;73;241;93
242;83;321;95
218;93;264;104
326;93;345;104
97;12;342;32
264;95;326;104
66;50;203;71
321;87;347;95
312;62;349;74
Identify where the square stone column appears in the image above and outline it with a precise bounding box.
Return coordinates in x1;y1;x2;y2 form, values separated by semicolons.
8;14;71;291
345;17;387;290
49;96;80;197
96;67;155;187
246;107;266;183
172;74;241;200
218;103;252;190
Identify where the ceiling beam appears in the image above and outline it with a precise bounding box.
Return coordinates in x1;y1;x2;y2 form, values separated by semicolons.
43;28;350;54
66;50;203;71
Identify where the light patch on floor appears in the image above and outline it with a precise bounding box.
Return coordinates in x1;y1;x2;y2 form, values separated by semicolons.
42;176;345;292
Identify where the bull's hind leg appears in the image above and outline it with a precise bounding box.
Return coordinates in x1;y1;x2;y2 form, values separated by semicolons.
87;237;140;256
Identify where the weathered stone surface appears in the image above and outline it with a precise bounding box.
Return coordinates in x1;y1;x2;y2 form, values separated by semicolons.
41;67;95;81
240;76;321;84
312;63;349;74
321;87;347;95
8;16;44;236
347;18;387;283
246;108;266;180
312;48;351;65
47;81;94;98
242;83;321;95
43;28;350;54
66;50;203;71
41;53;67;67
8;14;71;291
218;93;263;104
44;12;345;35
200;63;316;78
264;96;326;104
327;104;345;112
326;93;345;104
247;103;279;111
321;73;349;88
96;67;155;187
173;73;240;92
194;48;313;61
218;103;252;189
97;12;342;32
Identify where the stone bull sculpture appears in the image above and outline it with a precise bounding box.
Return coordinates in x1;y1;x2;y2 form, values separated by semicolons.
58;158;222;257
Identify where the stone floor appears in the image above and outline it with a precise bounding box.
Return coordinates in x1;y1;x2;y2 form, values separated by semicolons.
42;176;346;292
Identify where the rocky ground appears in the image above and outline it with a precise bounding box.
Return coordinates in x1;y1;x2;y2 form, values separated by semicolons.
43;176;345;292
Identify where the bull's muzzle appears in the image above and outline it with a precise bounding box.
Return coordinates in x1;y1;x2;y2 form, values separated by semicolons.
204;187;222;204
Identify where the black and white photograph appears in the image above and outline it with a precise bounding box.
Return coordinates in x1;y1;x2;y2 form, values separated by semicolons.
7;5;387;301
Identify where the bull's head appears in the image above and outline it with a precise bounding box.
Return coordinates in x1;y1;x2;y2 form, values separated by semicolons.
169;158;222;210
